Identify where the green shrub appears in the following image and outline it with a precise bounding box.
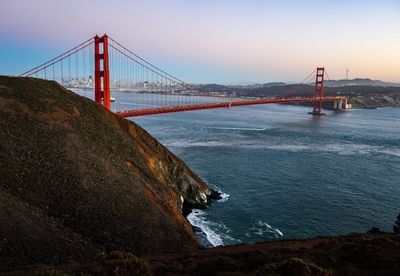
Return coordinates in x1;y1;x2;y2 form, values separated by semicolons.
394;213;400;233
367;227;383;234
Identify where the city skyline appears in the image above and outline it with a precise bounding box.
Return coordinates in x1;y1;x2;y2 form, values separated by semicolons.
0;0;399;84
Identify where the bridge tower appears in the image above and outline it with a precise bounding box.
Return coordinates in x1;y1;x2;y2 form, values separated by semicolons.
94;34;110;110
309;67;325;115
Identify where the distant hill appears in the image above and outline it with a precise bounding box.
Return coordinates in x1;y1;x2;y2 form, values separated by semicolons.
197;80;400;109
262;82;286;87
0;76;218;271
197;78;400;95
197;82;286;92
325;78;400;87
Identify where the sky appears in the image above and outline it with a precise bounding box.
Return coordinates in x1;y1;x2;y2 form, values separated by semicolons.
0;0;399;84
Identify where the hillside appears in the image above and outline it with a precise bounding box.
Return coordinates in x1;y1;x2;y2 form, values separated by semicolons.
0;76;219;271
325;78;400;87
148;232;400;275
9;232;400;275
198;82;400;109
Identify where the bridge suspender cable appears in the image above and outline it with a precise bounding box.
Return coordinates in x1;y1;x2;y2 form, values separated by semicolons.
19;33;347;117
19;37;94;77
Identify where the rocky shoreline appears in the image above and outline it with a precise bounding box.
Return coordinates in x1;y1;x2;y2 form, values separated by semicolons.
182;188;222;248
349;94;400;109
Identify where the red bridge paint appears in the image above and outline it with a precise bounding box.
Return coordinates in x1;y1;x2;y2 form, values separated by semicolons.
312;67;325;114
116;96;345;117
94;34;110;110
19;34;348;117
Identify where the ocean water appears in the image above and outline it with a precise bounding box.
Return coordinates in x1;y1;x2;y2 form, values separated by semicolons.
132;104;400;246
75;90;400;246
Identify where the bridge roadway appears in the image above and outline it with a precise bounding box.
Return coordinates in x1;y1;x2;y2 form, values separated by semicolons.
116;96;346;117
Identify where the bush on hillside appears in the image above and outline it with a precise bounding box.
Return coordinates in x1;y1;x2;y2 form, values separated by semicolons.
96;251;153;276
255;258;330;276
394;213;400;233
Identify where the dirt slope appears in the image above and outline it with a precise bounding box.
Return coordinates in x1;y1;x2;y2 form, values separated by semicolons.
0;76;216;271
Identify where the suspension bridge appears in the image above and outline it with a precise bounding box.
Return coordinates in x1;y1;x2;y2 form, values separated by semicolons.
19;34;348;117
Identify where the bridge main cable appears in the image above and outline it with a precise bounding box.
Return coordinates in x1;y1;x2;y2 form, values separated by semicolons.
19;37;95;77
108;36;209;94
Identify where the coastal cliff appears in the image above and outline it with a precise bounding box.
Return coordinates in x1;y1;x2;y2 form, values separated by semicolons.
0;76;218;271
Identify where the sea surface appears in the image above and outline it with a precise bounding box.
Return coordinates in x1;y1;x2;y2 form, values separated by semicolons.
76;89;400;246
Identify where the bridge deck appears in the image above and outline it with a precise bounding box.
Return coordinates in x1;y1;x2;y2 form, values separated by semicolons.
116;96;344;117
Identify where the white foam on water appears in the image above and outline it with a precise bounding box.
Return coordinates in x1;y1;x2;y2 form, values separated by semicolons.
377;107;394;110
275;228;284;236
218;192;230;203
208;127;267;131
265;143;369;155
165;138;400;159
267;145;311;152
187;209;224;247
207;183;230;203
266;143;400;158
166;140;229;148
322;143;377;155
246;220;283;239
380;149;400;157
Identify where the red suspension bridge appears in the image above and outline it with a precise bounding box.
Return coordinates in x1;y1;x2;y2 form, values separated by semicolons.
20;34;348;117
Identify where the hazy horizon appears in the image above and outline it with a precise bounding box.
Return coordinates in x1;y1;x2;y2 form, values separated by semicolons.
1;0;399;83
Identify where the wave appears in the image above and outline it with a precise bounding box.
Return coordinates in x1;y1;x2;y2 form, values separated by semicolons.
377;107;395;110
380;149;400;157
218;192;230;202
187;209;240;247
165;139;400;158
166;140;230;148
165;139;266;149
268;143;400;157
207;127;267;131
267;145;311;151
245;220;283;239
186;182;237;246
207;183;230;203
316;143;400;157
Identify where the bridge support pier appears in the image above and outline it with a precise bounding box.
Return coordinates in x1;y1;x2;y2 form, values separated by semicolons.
94;34;110;110
333;98;343;110
333;97;351;111
308;67;326;116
